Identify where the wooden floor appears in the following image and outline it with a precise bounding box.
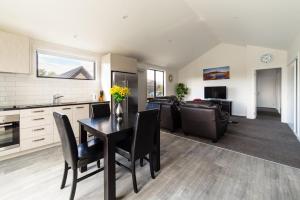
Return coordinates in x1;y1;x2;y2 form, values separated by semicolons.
1;132;300;200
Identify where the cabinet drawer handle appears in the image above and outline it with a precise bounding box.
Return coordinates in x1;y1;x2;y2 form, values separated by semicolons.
0;123;13;127
33;128;45;132
33;118;45;121
76;106;84;109
33;110;44;113
33;138;45;142
62;108;71;110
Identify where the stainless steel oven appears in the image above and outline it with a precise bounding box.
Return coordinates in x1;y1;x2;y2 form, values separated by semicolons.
0;114;20;151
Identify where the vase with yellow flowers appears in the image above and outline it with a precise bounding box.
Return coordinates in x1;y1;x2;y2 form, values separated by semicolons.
110;85;130;121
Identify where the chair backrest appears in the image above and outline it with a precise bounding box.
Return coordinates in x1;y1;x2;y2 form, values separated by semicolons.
53;112;78;167
131;109;160;160
91;103;111;118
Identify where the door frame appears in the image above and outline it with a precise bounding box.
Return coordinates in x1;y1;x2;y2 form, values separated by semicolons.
252;66;283;121
255;67;282;115
287;57;299;136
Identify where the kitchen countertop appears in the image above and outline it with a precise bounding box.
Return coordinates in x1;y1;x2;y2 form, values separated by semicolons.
0;101;110;111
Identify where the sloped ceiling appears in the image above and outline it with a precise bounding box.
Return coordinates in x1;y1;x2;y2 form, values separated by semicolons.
0;0;299;68
184;0;300;50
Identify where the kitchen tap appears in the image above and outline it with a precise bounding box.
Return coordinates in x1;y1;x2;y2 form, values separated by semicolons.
53;94;64;104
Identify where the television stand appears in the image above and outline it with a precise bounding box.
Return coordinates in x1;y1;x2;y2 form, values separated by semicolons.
208;99;232;115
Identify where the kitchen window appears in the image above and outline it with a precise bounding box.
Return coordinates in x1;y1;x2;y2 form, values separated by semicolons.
147;69;165;98
36;51;96;80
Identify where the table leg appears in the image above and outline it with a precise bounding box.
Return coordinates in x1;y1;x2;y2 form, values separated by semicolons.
104;137;116;200
153;128;160;172
79;124;87;173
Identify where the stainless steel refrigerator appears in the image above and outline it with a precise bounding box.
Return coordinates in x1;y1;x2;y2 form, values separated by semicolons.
111;71;138;114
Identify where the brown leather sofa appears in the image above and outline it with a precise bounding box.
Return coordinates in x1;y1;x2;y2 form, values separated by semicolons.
180;102;229;142
146;96;181;132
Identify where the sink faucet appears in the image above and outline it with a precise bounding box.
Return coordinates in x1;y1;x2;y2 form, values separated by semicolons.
53;94;64;104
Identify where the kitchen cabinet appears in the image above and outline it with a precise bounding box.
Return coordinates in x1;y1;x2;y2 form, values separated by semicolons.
0;102;99;160
20;107;52;117
20;108;53;151
20;131;53;151
0;30;30;74
72;104;89;138
53;104;89;142
53;106;74;142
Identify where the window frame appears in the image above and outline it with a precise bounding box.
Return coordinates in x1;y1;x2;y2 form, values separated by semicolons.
36;50;96;80
147;69;165;99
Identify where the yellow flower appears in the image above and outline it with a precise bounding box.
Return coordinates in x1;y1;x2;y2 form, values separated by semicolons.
110;85;130;97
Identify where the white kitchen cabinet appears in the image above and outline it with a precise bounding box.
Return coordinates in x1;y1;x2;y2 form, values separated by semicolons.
21;125;53;140
20;114;52;129
72;104;89;138
0;30;30;74
0;103;92;160
53;106;74;142
20;107;52;118
21;133;53;151
20;108;53;151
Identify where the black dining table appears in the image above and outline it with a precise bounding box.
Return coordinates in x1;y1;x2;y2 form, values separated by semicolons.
78;113;160;200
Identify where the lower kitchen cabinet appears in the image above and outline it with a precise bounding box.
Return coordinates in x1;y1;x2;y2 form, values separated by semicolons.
20;108;53;151
53;106;74;143
21;132;53;151
72;104;89;138
52;104;89;142
0;103;94;159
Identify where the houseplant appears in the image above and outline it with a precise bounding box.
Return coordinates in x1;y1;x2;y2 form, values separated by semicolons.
175;83;189;101
110;85;130;121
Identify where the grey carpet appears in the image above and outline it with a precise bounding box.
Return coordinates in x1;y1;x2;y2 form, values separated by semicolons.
257;107;281;121
170;109;300;169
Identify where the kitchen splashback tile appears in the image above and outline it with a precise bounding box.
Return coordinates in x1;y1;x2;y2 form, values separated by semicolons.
0;73;100;106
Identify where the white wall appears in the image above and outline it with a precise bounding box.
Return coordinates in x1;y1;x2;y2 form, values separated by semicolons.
178;43;247;116
256;68;281;110
0;39;101;106
137;63;178;111
246;45;287;121
288;34;300;62
178;43;288;118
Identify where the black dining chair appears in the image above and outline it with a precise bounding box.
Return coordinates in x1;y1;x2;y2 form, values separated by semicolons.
91;103;111;118
115;109;160;193
53;112;104;200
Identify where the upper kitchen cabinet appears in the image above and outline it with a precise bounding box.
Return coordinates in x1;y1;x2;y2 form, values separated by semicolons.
101;53;137;74
0;30;30;74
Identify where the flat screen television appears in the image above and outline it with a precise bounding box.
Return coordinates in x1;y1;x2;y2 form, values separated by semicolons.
204;86;227;99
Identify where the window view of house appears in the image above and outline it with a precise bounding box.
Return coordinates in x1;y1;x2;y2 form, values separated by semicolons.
37;52;95;80
147;69;164;98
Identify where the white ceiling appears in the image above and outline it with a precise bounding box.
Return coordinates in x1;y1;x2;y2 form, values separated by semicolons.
0;0;299;68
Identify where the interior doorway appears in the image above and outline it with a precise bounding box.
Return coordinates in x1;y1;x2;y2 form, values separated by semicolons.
287;59;298;134
256;68;282;121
